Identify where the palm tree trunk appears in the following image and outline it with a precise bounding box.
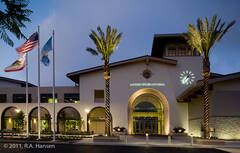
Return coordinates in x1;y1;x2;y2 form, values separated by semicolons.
104;63;111;136
202;58;210;139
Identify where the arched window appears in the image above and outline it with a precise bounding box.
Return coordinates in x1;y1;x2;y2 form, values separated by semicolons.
134;101;157;112
57;107;81;133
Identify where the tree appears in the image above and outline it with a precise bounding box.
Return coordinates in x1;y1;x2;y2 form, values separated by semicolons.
0;0;32;46
86;25;123;136
44;114;52;132
184;15;235;138
15;111;24;132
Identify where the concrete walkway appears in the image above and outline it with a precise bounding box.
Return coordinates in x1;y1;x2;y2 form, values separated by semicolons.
74;136;240;153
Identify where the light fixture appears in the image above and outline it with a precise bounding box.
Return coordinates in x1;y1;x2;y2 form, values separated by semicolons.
15;109;21;113
33;118;37;124
8;118;12;123
85;109;90;113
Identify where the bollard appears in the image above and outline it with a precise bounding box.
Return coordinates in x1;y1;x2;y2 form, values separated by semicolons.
146;133;149;145
125;135;128;144
190;133;193;146
168;135;171;144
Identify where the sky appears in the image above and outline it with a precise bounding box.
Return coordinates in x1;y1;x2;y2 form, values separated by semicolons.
0;0;240;86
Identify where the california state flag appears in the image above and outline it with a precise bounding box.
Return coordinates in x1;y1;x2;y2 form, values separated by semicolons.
4;53;26;72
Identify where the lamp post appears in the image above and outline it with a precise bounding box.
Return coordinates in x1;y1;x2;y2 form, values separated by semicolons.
190;133;193;146
146;133;149;145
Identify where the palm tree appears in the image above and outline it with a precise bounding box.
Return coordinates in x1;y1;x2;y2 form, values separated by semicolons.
0;0;32;46
86;25;123;136
184;15;235;138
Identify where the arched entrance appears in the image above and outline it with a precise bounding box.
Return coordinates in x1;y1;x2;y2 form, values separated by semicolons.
57;107;81;133
87;107;112;135
1;107;22;131
29;107;51;133
128;88;169;135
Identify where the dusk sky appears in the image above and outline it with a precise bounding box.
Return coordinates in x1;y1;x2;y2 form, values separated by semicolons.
0;0;240;86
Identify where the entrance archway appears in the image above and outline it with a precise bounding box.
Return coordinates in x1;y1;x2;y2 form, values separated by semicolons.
128;88;169;135
1;107;21;130
87;107;112;135
29;107;51;133
57;107;81;133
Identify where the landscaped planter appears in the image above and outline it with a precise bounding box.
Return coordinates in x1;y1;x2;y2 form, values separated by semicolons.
93;135;120;142
173;133;188;136
194;138;225;145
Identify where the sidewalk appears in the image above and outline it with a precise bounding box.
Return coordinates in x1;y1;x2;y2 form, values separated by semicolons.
74;135;240;153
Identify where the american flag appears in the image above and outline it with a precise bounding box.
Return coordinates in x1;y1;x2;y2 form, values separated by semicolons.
16;32;39;55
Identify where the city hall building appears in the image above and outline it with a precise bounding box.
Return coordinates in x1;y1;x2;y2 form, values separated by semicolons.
0;34;239;139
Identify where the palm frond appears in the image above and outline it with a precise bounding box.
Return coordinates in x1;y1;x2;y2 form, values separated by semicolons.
89;30;104;54
0;26;14;46
185;14;235;59
87;25;123;63
210;15;217;32
204;17;209;32
97;26;106;50
0;0;32;46
217;20;236;42
86;48;98;56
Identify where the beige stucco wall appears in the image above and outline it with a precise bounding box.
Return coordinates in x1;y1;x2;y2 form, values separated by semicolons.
79;56;202;134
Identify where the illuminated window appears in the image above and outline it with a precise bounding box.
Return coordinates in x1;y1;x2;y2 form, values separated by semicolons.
187;47;193;56
13;94;31;103
64;93;80;103
94;90;104;103
167;46;177;56
40;94;58;103
134;102;157;112
178;45;186;56
0;94;7;103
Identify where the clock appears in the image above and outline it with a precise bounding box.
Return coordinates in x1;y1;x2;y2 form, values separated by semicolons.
179;70;195;85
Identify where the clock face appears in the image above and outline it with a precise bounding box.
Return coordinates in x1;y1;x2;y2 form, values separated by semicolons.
179;70;195;85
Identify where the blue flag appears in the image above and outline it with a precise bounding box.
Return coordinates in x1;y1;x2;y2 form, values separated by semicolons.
41;37;52;66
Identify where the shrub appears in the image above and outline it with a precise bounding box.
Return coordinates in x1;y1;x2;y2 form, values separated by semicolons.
173;127;185;133
113;126;126;132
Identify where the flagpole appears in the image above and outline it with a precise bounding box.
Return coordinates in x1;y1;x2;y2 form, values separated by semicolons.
53;30;56;141
26;53;29;137
37;26;41;140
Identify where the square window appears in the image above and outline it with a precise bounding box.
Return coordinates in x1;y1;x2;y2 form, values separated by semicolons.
94;90;104;103
41;94;58;103
0;94;7;103
13;94;31;103
64;93;80;103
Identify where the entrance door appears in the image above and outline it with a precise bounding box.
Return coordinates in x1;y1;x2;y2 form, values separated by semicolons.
133;117;158;134
90;120;105;134
88;107;112;135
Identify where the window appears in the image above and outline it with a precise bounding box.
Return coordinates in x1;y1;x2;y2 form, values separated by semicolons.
178;46;186;56
0;94;7;103
167;46;177;56
40;94;58;103
134;102;157;112
64;93;80;103
187;47;193;56
13;94;31;103
94;90;104;103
